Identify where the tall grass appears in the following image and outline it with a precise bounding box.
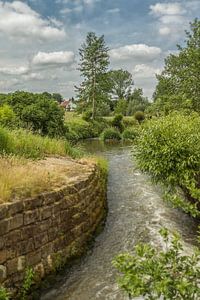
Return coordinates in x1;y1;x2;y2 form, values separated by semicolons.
0;127;81;159
0;156;75;203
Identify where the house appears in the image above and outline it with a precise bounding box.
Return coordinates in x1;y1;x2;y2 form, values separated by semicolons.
61;98;77;111
60;100;70;110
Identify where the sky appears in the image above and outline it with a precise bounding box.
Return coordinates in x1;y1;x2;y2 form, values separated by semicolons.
0;0;199;99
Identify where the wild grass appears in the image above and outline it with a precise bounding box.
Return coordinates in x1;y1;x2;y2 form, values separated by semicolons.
0;127;82;159
0;156;70;203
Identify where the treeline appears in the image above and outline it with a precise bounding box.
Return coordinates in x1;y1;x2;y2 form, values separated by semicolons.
135;19;200;217
0;91;66;137
76;32;150;118
150;19;200;115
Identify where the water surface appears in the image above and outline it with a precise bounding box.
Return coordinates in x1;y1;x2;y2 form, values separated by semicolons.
41;140;198;300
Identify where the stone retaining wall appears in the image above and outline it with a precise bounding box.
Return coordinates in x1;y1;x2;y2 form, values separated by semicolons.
0;161;107;295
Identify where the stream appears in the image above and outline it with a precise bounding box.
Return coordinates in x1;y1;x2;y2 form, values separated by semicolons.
41;140;198;300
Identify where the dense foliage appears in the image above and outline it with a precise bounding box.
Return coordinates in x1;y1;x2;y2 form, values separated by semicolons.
111;114;124;133
107;69;133;100
100;128;121;141
122;127;139;141
135;113;200;216
77;32;110;119
153;19;200;114
134;111;145;123
113;228;200;299
0;92;66;137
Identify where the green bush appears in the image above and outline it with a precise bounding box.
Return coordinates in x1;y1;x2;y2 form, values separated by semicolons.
122;127;139;141
65;117;108;141
82;110;93;122
100;128;121;141
134;111;145;123
135;112;200;216
123;117;138;127
0;105;16;127
0;286;10;300
113;228;200;300
112;114;124;133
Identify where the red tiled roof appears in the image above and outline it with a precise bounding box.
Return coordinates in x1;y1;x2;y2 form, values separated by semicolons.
60;100;70;108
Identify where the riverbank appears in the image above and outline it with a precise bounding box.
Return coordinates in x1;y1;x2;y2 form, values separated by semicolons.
40;141;198;300
0;156;107;298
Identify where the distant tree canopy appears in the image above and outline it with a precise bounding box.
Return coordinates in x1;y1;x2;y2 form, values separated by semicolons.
0;91;65;137
127;88;150;115
153;19;200;114
107;69;134;100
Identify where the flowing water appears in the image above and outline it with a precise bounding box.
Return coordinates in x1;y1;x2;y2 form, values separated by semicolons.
41;140;198;300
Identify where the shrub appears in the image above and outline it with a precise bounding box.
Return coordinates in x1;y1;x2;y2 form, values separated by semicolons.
0;104;16;127
123;117;138;127
0;287;10;300
65;117;108;141
135;112;200;216
100;128;121;141
122;127;139;141
113;228;200;300
112;114;124;133
82;110;93;122
134;111;145;123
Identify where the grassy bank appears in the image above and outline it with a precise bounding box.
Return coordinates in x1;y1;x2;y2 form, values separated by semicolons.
0;126;81;159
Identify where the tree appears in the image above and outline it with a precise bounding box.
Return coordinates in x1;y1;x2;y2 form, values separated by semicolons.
77;32;110;119
114;99;127;115
126;88;149;115
107;69;134;100
52;93;63;104
154;19;200;112
6;91;65;137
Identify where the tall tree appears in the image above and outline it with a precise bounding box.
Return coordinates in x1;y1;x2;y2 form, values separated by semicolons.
77;32;110;119
126;88;149;115
154;19;200;112
107;69;134;100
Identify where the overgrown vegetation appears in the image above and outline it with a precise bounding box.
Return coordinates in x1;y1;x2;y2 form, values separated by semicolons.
0;287;10;300
151;19;200;115
0;127;80;159
19;268;35;300
122;127;139;141
0;155;81;203
135;113;200;216
100;128;121;141
113;228;200;299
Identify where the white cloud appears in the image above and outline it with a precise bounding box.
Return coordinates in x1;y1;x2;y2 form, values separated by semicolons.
133;64;162;79
32;51;75;67
159;27;171;36
150;3;185;16
22;72;44;81
150;1;200;40
110;44;161;62
107;8;120;14
0;66;29;75
0;1;66;41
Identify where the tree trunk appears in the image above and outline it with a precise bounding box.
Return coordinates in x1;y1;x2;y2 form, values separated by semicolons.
92;69;96;120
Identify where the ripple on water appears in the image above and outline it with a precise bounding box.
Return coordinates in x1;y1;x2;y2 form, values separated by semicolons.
41;142;198;300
